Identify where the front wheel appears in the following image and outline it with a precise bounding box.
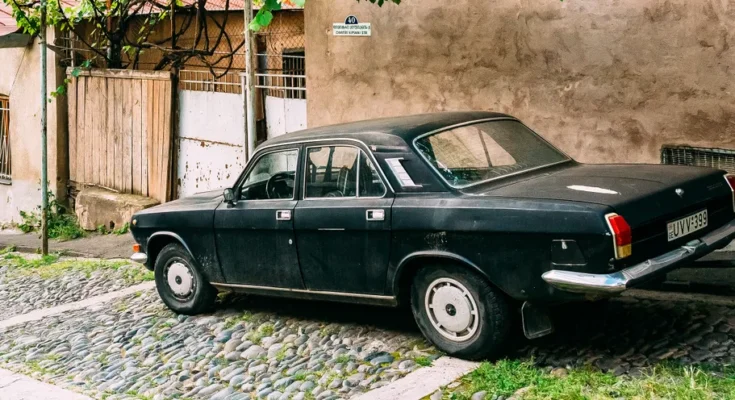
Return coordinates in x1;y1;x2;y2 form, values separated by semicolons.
410;265;511;360
154;243;217;315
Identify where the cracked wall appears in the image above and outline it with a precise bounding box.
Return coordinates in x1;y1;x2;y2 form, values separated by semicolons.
305;0;735;164
0;28;68;223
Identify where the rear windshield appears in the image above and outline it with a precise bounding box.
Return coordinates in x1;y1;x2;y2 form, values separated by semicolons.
414;120;569;188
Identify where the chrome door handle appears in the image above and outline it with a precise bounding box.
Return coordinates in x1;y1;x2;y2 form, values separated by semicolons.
366;209;385;221
276;210;292;221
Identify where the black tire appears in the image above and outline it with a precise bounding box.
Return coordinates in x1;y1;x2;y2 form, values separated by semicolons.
154;243;217;315
410;265;511;360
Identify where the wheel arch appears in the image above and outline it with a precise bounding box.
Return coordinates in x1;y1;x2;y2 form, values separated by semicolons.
393;251;496;306
146;231;194;271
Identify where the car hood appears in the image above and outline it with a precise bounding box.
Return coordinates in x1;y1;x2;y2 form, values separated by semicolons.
471;164;731;226
136;189;224;215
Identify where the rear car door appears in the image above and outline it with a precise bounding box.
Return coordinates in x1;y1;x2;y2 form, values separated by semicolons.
214;147;304;288
294;144;393;294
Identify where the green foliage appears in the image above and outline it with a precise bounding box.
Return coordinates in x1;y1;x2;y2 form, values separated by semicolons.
18;193;85;241
0;245;16;255
113;222;130;235
447;360;735;400
246;322;275;344
413;356;433;367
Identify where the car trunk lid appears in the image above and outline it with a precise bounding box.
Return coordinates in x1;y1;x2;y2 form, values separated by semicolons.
469;164;735;263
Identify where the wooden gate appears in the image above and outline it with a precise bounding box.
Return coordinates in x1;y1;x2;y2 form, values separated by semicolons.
67;69;174;203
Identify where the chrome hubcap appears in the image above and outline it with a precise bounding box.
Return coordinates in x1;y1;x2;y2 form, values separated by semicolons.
167;262;194;298
425;278;479;342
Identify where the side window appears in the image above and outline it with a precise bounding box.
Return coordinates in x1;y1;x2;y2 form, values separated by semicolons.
240;149;298;200
359;154;386;197
305;146;358;198
305;145;385;198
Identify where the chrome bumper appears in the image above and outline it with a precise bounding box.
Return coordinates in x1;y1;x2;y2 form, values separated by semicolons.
131;252;148;264
542;219;735;294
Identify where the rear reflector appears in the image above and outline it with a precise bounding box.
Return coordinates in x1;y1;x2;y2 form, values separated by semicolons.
726;174;735;212
133;244;141;253
605;213;632;259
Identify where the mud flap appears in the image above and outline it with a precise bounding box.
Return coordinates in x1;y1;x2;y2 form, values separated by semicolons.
521;301;554;339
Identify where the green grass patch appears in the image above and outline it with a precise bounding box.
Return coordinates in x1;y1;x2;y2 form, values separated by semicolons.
224;312;253;329
246;322;275;345
446;360;735;400
0;245;16;255
2;253;152;282
414;356;433;367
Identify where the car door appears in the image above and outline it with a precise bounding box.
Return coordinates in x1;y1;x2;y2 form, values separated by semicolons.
214;147;304;288
294;143;393;294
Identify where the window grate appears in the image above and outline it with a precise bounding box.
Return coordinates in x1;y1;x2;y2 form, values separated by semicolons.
0;95;9;183
661;145;735;174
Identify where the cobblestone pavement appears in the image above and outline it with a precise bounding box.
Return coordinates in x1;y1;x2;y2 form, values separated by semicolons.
0;254;153;321
513;297;735;375
0;290;437;400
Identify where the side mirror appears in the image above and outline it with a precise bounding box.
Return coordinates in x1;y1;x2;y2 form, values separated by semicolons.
223;188;236;204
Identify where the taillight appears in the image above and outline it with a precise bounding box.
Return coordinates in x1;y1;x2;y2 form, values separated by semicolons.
605;213;632;259
726;174;735;212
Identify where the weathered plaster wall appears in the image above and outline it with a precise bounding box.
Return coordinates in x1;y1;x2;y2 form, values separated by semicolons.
305;0;735;164
0;28;67;223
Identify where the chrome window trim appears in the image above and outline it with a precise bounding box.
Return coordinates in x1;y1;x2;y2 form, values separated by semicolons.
411;117;573;190
238;147;300;202
302;143;388;200
253;138;396;194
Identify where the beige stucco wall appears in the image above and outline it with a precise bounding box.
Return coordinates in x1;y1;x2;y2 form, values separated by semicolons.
305;0;735;164
0;28;67;223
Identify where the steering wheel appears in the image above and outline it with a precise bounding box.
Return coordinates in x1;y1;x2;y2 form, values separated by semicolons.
265;171;295;199
324;190;344;198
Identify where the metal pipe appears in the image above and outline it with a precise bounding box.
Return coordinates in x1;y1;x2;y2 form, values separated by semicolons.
40;1;48;255
243;0;256;160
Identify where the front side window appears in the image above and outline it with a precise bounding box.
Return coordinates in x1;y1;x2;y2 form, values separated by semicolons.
414;120;569;188
305;146;385;198
241;149;298;200
0;95;9;183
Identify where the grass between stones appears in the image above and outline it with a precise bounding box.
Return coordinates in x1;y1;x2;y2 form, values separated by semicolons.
1;250;154;283
442;360;735;400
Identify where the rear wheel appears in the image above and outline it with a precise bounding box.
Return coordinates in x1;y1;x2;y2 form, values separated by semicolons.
410;265;511;360
154;243;217;315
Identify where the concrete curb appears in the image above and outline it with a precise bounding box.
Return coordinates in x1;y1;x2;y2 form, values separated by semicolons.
0;368;93;400
353;357;479;400
0;282;155;330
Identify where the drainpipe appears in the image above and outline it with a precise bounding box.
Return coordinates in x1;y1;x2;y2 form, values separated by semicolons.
243;0;256;161
40;1;49;255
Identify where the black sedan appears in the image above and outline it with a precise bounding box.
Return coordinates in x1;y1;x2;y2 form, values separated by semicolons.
130;112;735;359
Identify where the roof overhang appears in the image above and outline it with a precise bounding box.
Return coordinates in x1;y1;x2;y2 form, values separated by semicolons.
0;32;32;48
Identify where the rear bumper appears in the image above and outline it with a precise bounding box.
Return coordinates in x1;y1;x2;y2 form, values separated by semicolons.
542;219;735;294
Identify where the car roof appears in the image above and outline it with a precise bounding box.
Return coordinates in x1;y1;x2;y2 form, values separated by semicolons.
260;111;515;149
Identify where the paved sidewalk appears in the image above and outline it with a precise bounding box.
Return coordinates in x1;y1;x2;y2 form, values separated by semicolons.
0;368;92;400
0;232;134;259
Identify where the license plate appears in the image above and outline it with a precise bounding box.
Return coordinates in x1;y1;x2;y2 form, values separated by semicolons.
667;209;708;242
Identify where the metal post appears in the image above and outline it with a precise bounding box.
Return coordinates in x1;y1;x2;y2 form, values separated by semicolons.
40;1;49;255
243;0;256;160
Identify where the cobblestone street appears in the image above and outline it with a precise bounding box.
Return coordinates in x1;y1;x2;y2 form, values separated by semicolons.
3;252;735;399
516;296;735;375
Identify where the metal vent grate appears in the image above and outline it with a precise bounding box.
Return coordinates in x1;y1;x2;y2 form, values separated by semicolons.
661;145;735;174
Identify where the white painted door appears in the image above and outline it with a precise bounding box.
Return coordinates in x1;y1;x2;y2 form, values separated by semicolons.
177;89;245;198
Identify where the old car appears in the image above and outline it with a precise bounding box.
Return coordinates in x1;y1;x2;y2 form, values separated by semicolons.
130;112;735;359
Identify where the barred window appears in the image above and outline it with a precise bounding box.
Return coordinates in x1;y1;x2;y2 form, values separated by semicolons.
282;49;305;100
0;95;9;183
